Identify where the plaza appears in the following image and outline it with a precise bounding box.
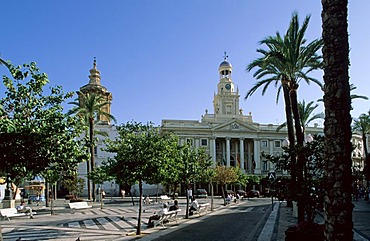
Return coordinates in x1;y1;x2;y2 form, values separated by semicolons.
2;197;370;240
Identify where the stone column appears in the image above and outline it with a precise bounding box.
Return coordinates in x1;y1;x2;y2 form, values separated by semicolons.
222;140;226;165
269;140;274;171
211;137;216;167
195;138;200;149
254;140;261;174
180;138;185;145
247;141;252;172
226;137;231;167
235;140;238;167
240;138;245;170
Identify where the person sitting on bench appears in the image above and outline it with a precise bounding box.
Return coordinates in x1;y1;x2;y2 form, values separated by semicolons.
147;203;168;228
16;201;34;219
169;200;179;211
189;197;199;216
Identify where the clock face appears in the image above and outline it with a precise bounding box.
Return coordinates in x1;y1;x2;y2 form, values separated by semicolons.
225;83;231;90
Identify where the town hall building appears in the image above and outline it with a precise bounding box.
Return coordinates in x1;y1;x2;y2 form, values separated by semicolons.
76;56;364;197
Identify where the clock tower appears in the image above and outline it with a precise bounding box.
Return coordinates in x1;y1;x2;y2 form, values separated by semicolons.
79;58;113;125
213;53;240;117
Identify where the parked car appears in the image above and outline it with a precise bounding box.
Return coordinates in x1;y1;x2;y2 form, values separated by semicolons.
194;188;208;198
247;190;260;198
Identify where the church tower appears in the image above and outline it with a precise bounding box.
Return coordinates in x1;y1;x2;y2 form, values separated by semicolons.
213;53;241;117
79;58;113;125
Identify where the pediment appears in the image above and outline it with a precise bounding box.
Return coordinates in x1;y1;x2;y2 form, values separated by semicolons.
212;119;259;132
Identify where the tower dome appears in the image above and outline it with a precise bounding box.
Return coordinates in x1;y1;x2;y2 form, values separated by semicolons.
218;52;232;78
219;60;232;68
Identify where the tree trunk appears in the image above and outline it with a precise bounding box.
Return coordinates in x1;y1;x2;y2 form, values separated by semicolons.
45;181;50;208
0;223;3;241
290;88;306;223
136;180;143;235
89;118;95;202
321;1;353;240
86;149;91;201
283;84;297;207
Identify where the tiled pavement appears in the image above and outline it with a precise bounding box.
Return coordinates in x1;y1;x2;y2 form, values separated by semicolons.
274;199;370;241
2;197;370;240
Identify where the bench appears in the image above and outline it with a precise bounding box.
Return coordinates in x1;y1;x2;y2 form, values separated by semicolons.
160;195;171;203
68;201;92;213
143;197;153;205
153;209;182;228
194;203;210;216
0;208;36;221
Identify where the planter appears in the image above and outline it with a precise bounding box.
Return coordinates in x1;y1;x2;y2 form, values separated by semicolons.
285;223;324;241
69;199;84;203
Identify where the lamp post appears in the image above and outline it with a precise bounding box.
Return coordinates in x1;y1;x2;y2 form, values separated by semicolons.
305;133;314;144
3;175;15;208
185;162;190;219
282;137;290;148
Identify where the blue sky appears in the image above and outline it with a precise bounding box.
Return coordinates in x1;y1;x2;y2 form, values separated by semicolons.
1;1;369;126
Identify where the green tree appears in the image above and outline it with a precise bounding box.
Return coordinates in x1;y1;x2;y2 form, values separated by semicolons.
231;167;249;191
68;92;116;201
0;61;87;182
89;166;113;209
213;166;237;205
321;1;353;240
62;174;85;199
157;134;183;200
104;121;170;235
353;113;370;182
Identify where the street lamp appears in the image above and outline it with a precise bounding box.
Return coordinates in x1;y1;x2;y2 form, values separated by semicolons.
305;133;314;144
4;175;13;201
282;137;290;148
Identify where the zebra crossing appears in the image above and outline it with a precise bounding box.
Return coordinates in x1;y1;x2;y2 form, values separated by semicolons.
1;207;152;241
2;226;126;241
61;207;158;231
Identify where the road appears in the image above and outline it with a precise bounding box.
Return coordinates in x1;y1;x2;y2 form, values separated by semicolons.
150;200;273;241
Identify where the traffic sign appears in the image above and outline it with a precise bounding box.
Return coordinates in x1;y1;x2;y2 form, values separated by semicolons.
268;172;276;181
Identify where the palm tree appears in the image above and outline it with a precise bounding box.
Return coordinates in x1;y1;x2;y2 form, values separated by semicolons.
321;0;353;240
246;30;297;206
353;113;370;183
0;56;10;68
246;12;323;222
277;100;324;134
69;92;116;201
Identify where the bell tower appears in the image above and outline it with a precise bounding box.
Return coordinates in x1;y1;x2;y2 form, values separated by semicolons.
213;53;240;117
79;58;113;125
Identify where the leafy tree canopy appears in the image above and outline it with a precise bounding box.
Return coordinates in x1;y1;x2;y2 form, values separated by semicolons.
0;61;88;182
103;121;171;186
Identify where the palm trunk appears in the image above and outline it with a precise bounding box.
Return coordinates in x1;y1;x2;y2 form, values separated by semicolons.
89;118;95;202
321;0;353;240
283;84;297;206
86;150;91;200
290;88;306;223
